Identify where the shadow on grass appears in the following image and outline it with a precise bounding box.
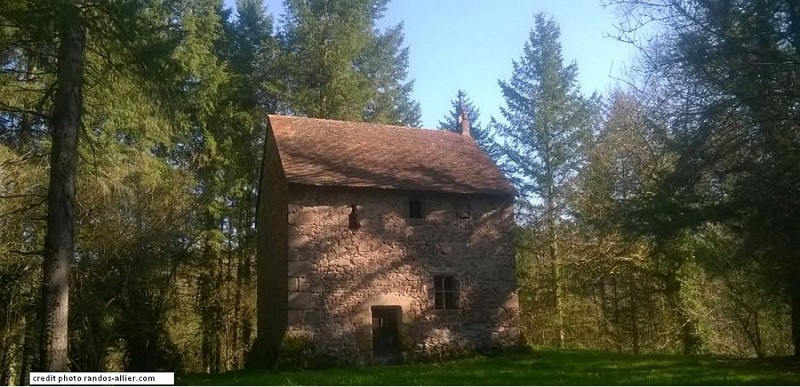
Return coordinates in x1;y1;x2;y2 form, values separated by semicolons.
178;348;800;385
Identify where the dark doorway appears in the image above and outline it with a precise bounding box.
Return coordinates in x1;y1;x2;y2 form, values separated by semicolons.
371;306;401;364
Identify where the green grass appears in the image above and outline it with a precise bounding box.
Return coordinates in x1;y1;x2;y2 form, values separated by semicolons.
179;348;800;385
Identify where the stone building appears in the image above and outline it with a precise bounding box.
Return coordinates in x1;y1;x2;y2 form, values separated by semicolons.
261;114;520;364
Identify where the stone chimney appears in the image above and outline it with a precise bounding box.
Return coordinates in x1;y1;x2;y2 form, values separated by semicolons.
457;96;471;138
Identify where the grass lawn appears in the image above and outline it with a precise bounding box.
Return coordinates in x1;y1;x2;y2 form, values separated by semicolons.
179;348;800;385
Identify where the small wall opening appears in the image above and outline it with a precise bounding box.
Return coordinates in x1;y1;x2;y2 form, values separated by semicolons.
348;204;360;230
408;199;423;219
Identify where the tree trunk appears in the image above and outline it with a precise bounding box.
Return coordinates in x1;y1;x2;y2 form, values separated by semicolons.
552;236;565;348
0;359;9;386
546;183;565;348
233;254;243;369
629;281;640;355
664;272;700;355
18;315;35;386
597;281;613;350
791;282;800;358
40;9;84;372
242;207;254;353
241;193;255;353
612;273;622;352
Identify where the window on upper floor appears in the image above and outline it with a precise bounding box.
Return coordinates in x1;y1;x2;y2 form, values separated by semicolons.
433;275;458;310
409;199;423;219
348;204;360;230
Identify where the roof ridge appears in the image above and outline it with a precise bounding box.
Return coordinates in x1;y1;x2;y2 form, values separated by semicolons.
268;114;468;138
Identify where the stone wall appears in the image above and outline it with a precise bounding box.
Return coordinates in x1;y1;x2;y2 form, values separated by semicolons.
250;118;289;366
286;185;520;363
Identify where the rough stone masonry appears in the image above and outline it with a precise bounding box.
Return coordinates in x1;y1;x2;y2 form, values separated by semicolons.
285;185;521;363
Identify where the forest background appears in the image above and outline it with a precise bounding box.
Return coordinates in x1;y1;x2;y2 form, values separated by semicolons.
1;0;799;383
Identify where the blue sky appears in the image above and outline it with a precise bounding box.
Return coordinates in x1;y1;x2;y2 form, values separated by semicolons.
253;0;638;128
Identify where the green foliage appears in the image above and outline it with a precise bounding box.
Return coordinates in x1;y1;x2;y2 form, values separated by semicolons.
70;149;199;372
275;335;341;370
225;0;280;112
684;226;793;357
278;0;420;125
497;14;602;348
359;23;421;126
0;145;45;381
563;90;677;353
494;14;600;218
609;0;800;355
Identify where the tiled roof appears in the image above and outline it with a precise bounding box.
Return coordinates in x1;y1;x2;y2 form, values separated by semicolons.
268;115;515;196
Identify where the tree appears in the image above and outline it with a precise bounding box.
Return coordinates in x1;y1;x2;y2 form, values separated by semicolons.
573;90;665;354
0;145;47;383
69;147;197;371
610;0;800;356
193;0;277;371
278;0;420;125
360;23;421;126
1;0;223;370
40;0;86;371
438;90;498;160
493;14;600;347
0;6;54;153
226;0;279;113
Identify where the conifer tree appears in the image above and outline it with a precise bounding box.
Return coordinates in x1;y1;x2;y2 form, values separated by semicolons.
279;0;420;125
361;23;421;126
494;14;600;347
227;0;279;112
206;0;282;370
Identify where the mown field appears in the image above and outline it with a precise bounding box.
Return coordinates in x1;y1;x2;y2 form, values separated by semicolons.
179;348;800;385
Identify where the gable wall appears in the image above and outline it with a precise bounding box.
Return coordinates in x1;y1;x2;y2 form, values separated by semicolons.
286;184;520;362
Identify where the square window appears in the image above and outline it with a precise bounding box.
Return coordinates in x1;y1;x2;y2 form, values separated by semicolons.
409;200;423;219
433;275;458;310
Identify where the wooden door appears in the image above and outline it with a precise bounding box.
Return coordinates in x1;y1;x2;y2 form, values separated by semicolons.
371;306;401;363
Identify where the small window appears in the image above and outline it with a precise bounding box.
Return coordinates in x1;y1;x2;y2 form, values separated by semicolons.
433;276;458;310
348;204;360;230
409;200;423;219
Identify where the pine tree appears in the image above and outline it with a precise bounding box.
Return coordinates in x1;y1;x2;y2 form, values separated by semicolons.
227;0;279;112
279;0;420;125
202;0;281;370
360;23;421;126
494;14;600;347
438;90;497;160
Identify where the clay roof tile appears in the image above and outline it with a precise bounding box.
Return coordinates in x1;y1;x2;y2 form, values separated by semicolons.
269;115;515;196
